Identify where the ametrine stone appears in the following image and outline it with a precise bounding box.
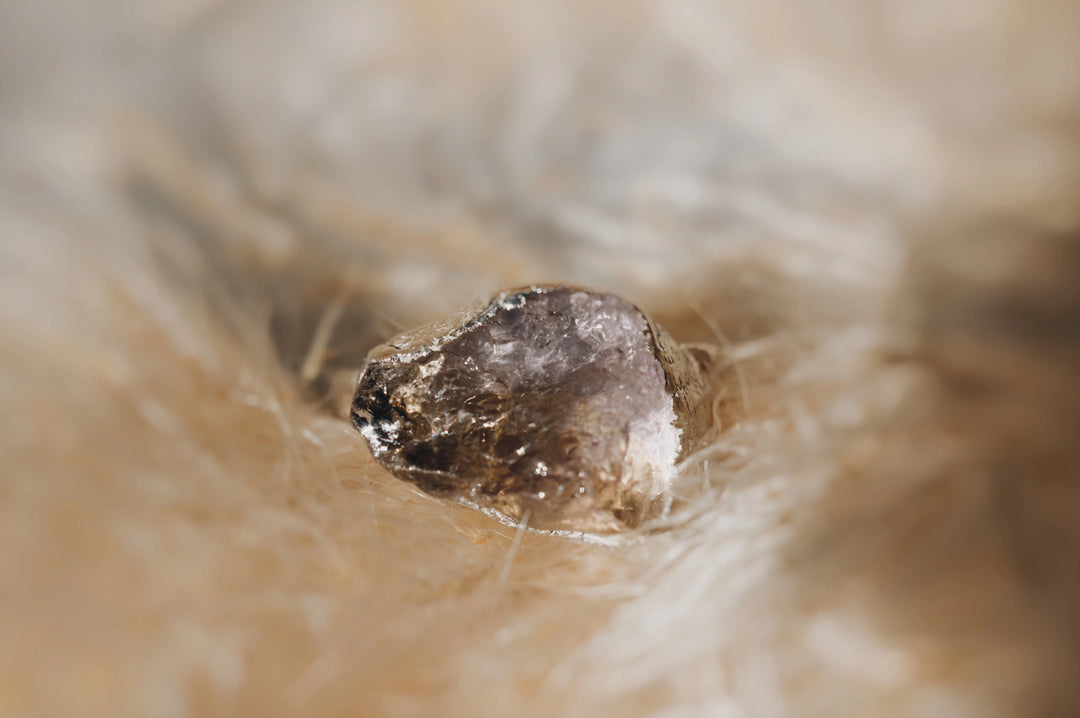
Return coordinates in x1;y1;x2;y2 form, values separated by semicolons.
351;285;712;533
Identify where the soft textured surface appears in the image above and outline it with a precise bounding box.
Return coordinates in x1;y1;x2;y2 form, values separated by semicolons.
2;1;1080;716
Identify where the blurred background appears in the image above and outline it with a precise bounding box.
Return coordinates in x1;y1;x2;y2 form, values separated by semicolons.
6;0;1078;397
2;1;1079;717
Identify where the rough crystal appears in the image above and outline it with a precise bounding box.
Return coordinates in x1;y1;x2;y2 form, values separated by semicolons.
351;285;712;533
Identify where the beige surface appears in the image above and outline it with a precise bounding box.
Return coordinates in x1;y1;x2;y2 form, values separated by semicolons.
2;1;1079;716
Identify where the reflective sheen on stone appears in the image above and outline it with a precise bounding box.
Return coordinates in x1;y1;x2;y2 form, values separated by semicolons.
351;285;713;533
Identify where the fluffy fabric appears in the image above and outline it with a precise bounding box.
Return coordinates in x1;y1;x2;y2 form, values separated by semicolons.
2;1;1079;716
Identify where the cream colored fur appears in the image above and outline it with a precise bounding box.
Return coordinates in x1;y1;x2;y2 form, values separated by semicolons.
2;1;1079;716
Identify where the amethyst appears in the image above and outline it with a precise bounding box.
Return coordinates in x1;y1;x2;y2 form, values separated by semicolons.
351;285;713;533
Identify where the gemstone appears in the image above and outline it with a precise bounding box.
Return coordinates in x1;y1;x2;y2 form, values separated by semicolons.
350;285;713;533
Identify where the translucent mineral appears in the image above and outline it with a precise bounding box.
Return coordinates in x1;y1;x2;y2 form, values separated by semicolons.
351;285;713;533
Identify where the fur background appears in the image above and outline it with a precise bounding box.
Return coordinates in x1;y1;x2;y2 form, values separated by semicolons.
2;1;1079;716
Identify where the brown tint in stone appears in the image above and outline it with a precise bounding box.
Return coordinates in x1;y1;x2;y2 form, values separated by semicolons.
351;285;713;533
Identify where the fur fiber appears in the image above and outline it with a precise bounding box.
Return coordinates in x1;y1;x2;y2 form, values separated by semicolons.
2;1;1080;716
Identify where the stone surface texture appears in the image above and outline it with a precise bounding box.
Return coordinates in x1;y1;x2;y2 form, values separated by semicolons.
351;286;712;533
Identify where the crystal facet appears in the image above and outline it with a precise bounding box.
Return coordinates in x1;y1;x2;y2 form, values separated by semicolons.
351;286;712;533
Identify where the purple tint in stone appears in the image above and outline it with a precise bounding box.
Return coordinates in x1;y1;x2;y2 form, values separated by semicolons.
351;285;714;533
